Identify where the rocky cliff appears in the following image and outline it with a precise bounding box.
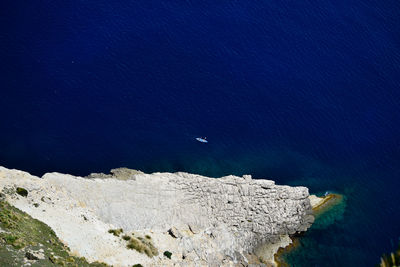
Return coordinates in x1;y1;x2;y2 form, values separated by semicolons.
0;166;315;266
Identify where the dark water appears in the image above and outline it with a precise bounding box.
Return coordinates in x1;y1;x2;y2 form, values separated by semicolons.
1;0;400;266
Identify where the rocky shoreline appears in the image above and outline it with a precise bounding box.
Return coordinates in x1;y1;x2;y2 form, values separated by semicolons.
274;193;345;266
0;166;322;266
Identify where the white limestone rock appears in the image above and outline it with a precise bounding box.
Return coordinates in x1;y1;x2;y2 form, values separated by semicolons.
0;166;315;266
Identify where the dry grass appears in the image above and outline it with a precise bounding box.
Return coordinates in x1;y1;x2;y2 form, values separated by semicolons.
126;235;158;257
108;228;123;237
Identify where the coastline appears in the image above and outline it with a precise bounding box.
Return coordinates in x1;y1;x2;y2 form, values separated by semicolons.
311;193;344;215
0;166;315;267
274;193;345;266
259;194;329;267
255;234;293;265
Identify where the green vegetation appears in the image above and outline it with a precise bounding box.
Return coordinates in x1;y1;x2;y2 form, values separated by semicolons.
163;250;172;259
107;228;158;258
108;228;123;236
132;264;143;267
2;233;26;249
122;235;131;241
0;200;109;266
127;238;146;253
378;243;400;267
108;227;158;258
125;235;158;257
16;187;28;197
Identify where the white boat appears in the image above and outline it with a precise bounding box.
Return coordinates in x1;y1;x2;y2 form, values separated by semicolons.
196;137;208;143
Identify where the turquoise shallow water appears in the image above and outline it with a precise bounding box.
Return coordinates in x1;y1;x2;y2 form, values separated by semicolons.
139;146;400;266
280;159;400;266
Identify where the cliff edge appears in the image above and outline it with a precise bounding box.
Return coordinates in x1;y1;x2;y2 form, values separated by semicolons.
0;166;314;266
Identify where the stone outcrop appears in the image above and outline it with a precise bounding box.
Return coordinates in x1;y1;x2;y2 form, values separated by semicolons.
0;166;314;266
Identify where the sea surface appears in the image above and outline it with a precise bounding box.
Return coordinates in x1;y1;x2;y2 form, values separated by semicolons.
1;0;400;266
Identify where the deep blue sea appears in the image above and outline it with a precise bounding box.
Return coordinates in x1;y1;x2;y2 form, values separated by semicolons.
1;0;400;266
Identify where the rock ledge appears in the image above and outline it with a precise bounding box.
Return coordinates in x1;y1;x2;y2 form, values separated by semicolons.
0;166;314;266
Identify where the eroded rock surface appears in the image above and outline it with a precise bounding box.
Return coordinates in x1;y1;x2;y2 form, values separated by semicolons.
0;166;314;266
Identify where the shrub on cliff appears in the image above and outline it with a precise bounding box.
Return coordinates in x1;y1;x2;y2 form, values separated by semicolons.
379;242;400;267
16;187;28;197
108;228;123;236
122;235;131;241
163;250;172;259
126;236;158;257
127;237;145;252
